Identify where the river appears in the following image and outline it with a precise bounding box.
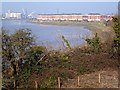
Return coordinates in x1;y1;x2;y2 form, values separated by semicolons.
2;20;92;50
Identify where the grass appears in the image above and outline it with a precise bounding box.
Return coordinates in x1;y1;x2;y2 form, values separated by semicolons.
29;20;105;28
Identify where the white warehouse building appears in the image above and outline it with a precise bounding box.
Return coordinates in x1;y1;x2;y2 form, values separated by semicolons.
5;10;22;19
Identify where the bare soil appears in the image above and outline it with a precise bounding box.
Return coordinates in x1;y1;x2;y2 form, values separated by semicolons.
62;68;118;88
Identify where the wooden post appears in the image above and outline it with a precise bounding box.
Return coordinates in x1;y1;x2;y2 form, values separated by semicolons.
98;73;101;84
35;81;38;89
77;76;80;87
13;80;16;88
58;77;60;88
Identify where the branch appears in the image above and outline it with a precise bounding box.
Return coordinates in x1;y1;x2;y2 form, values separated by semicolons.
35;54;46;66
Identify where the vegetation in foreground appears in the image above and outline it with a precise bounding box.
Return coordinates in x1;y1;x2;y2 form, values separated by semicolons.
1;16;120;89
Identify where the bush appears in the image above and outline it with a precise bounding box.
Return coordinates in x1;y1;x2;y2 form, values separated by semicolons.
27;45;47;66
86;33;101;53
77;64;86;74
62;35;71;49
2;29;47;88
59;53;69;62
40;76;55;88
112;17;120;57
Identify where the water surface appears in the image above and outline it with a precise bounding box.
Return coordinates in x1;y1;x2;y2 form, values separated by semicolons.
2;20;92;50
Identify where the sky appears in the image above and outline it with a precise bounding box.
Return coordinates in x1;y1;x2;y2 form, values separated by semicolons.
2;2;118;15
1;0;120;2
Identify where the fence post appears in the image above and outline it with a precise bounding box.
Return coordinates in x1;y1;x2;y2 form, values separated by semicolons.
77;76;80;87
98;73;101;84
58;77;61;88
13;80;16;88
35;81;38;89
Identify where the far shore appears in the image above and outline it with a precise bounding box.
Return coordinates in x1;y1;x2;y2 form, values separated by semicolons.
28;20;114;43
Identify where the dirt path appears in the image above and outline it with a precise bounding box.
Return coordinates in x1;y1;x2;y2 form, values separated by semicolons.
61;68;118;88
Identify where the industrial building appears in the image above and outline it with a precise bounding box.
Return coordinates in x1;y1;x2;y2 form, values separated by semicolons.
5;10;22;19
37;13;114;22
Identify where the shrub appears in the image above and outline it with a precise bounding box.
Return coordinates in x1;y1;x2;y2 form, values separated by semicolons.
27;45;47;66
40;76;55;88
59;53;69;61
62;35;71;49
85;33;101;53
112;17;120;57
77;64;86;74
